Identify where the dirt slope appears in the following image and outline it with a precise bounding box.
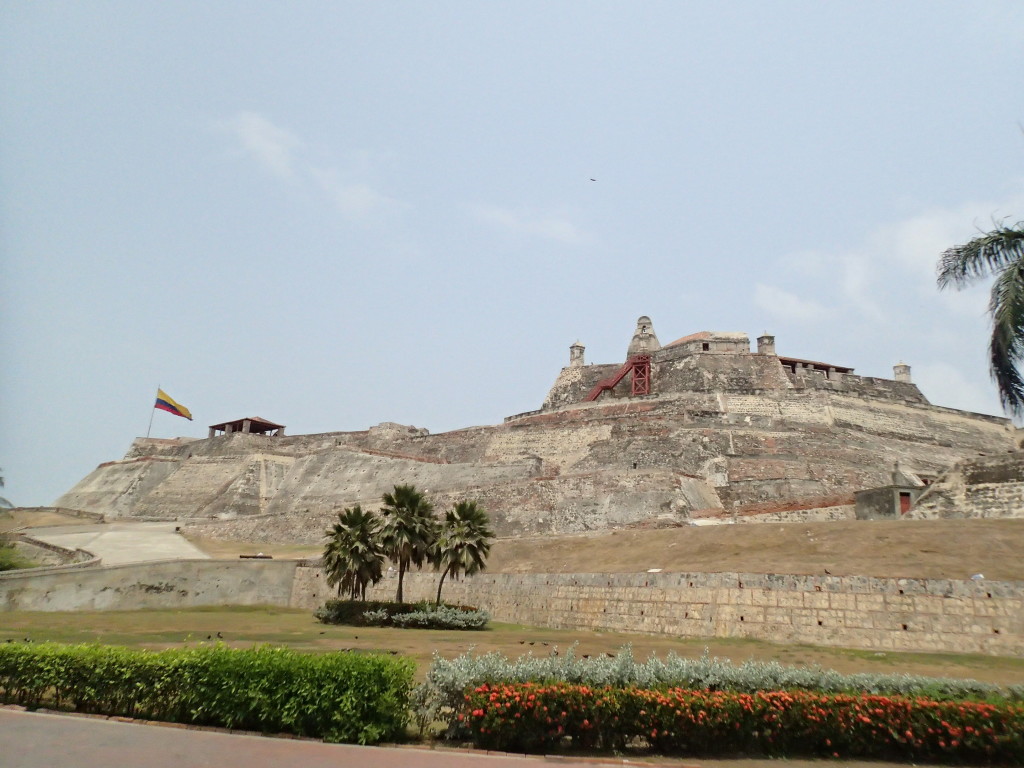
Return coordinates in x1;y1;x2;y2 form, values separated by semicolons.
486;519;1024;581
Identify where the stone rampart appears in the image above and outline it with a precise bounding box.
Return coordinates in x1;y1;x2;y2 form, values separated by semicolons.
4;558;1021;656
329;570;1023;656
54;328;1015;534
0;559;296;612
911;451;1024;519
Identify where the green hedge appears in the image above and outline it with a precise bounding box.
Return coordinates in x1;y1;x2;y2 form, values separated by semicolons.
461;683;1024;763
0;642;414;744
315;599;488;630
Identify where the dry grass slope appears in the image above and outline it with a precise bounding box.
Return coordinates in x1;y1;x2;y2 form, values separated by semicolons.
485;519;1024;581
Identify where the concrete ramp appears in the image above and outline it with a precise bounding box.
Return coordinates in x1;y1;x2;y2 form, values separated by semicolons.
27;522;209;565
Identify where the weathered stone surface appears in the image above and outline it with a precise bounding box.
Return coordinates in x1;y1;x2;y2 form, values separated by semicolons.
0;559;297;612
301;568;1024;656
4;559;1019;655
55;325;1015;536
911;451;1024;519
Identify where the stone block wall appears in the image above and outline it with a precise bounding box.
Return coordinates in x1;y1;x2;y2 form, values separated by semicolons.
0;559;297;612
5;558;1020;657
317;569;1024;656
911;451;1024;519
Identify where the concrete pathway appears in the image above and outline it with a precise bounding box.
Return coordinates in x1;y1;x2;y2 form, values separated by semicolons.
0;709;625;768
24;522;209;565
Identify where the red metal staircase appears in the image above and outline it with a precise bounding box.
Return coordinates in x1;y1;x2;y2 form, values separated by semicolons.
584;355;651;401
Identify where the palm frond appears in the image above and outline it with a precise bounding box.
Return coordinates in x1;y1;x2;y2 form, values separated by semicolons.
937;221;1024;289
987;258;1024;416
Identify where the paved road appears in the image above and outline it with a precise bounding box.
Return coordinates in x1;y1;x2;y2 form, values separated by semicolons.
0;708;629;768
24;522;208;565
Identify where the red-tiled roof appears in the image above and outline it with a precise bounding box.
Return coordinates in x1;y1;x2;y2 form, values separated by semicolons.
664;331;711;347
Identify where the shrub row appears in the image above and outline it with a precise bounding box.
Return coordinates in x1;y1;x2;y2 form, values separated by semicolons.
0;642;413;744
417;645;1024;734
315;599;488;630
460;682;1024;763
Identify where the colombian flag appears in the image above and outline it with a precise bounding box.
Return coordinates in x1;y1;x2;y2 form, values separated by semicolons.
155;389;192;420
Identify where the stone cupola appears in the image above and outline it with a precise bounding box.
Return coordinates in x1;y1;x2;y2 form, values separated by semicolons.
627;316;661;357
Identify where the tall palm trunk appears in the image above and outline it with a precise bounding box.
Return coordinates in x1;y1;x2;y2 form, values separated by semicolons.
396;558;406;603
435;564;452;607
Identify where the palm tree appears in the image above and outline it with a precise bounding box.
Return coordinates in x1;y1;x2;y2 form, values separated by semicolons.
0;469;11;509
938;220;1024;416
379;484;437;603
432;500;494;607
322;505;385;601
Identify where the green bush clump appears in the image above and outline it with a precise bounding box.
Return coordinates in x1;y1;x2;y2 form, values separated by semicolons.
416;644;1024;737
315;599;488;630
390;605;489;630
460;683;1024;763
0;537;36;571
0;642;413;744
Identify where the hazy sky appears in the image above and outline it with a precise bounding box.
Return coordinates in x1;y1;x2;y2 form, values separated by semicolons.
3;3;1024;506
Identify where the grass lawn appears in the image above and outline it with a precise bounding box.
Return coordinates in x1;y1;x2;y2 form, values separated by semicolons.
3;605;1023;685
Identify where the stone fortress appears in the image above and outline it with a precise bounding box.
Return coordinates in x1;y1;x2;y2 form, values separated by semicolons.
57;316;1019;543
8;315;1022;656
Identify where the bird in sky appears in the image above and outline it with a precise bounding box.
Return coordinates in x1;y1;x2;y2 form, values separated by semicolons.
589;178;597;181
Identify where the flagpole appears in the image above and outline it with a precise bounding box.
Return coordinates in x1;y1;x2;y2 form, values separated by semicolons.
147;385;158;438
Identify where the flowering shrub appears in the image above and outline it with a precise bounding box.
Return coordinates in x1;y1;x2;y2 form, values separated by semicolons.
417;644;1023;736
315;599;488;629
460;683;1024;763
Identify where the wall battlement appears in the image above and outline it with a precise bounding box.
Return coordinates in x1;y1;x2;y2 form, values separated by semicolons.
544;322;928;412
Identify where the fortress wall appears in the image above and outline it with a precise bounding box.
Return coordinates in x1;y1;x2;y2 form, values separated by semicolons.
340;570;1024;656
124;437;198;459
828;395;1010;450
262;450;535;521
543;364;619;409
183;469;719;542
483;422;613;471
911;451;1024;520
128;457;262;519
796;373;928;404
735;505;855;524
0;559;296;612
182;509;335;545
5;559;1020;657
655;353;788;393
426;470;719;536
55;458;181;518
54;357;1015;530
